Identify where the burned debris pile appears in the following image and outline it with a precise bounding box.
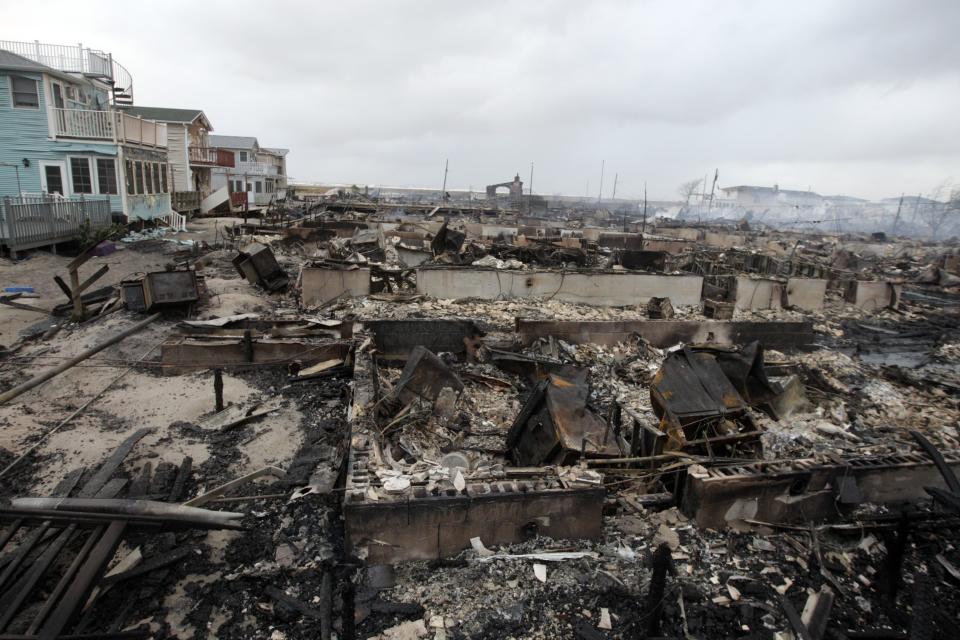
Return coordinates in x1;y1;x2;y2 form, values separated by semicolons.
0;204;958;639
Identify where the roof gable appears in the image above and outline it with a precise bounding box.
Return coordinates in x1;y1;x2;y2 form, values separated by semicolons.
208;134;259;150
123;106;211;129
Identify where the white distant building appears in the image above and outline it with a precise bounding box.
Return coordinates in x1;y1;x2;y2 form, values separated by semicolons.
209;135;288;207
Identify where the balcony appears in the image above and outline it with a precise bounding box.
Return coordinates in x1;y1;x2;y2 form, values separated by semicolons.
236;161;279;176
189;146;235;167
0;40;134;104
53;109;167;148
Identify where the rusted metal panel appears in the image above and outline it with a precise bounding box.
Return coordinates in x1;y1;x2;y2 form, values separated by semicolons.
141;270;199;310
393;346;463;403
507;369;621;466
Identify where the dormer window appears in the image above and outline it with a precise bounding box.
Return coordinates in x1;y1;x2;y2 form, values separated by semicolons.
11;76;39;108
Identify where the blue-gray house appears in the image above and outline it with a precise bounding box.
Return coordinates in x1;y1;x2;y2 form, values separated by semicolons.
0;41;174;255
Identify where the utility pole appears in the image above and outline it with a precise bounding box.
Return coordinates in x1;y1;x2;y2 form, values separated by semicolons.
441;158;449;202
707;168;718;213
891;193;904;234
698;172;708;222
640;182;648;248
598;160;605;203
528;161;534;213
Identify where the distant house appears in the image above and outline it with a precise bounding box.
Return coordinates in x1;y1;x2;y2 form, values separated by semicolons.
123;106;233;213
720;185;823;208
0;40;174;254
209;135;288;208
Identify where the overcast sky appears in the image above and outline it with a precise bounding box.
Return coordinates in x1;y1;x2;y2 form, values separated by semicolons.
7;0;960;200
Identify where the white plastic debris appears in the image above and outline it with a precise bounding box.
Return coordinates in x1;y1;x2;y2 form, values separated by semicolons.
598;608;612;630
533;563;547;583
470;537;494;557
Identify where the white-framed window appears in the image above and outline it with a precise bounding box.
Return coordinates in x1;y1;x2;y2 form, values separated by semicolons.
11;76;40;108
69;157;93;194
96;158;118;195
238;151;248;162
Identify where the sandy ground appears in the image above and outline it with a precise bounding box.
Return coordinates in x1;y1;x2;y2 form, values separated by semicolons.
0;217;248;348
0;223;301;496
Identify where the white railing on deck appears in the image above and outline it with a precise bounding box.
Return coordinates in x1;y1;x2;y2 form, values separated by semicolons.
0;39;133;101
236;161;278;176
54;108;114;140
0;195;112;256
52;109;167;147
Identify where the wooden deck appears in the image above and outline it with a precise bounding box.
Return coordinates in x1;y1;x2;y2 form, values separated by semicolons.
0;196;113;258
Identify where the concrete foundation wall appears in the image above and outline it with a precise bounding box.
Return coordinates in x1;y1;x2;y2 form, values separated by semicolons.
515;319;816;351
345;484;605;564
643;238;696;254
786;278;828;310
733;276;828;311
301;267;371;306
733;277;783;311
416;268;704;307
845;281;902;310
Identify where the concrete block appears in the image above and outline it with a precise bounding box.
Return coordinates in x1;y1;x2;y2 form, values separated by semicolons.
786;278;828;311
415;267;704;307
300;267;371;307
732;276;784;311
845;281;902;311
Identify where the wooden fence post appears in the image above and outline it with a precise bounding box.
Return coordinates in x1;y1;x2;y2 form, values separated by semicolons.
1;197;15;260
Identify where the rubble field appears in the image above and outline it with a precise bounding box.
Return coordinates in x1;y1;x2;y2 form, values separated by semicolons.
0;202;958;640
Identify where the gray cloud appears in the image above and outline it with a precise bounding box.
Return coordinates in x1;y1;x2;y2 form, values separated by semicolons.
7;0;959;199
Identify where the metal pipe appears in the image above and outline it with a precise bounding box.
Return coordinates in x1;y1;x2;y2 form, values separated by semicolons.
0;313;161;405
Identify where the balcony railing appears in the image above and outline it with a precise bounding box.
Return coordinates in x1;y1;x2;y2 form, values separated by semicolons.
189;146;235;167
236;161;279;176
52;109;167;148
0;40;134;103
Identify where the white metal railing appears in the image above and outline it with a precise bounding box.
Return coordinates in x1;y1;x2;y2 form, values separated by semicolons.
161;211;187;231
52;108;167;147
237;161;278;176
0;40;134;101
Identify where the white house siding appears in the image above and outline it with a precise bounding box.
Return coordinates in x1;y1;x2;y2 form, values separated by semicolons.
166;124;190;192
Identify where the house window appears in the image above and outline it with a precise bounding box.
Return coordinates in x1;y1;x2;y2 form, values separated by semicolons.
70;158;92;194
11;76;39;108
125;160;135;194
255;181;262;193
232;179;242;192
145;163;155;194
96;158;118;195
238;151;248;162
160;165;168;193
135;162;145;195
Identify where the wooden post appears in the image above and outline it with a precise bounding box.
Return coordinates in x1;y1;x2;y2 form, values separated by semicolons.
213;369;224;412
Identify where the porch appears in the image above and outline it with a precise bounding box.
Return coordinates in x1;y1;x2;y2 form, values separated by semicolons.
0;195;112;258
172;191;201;213
189;147;234;167
53;109;167;148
